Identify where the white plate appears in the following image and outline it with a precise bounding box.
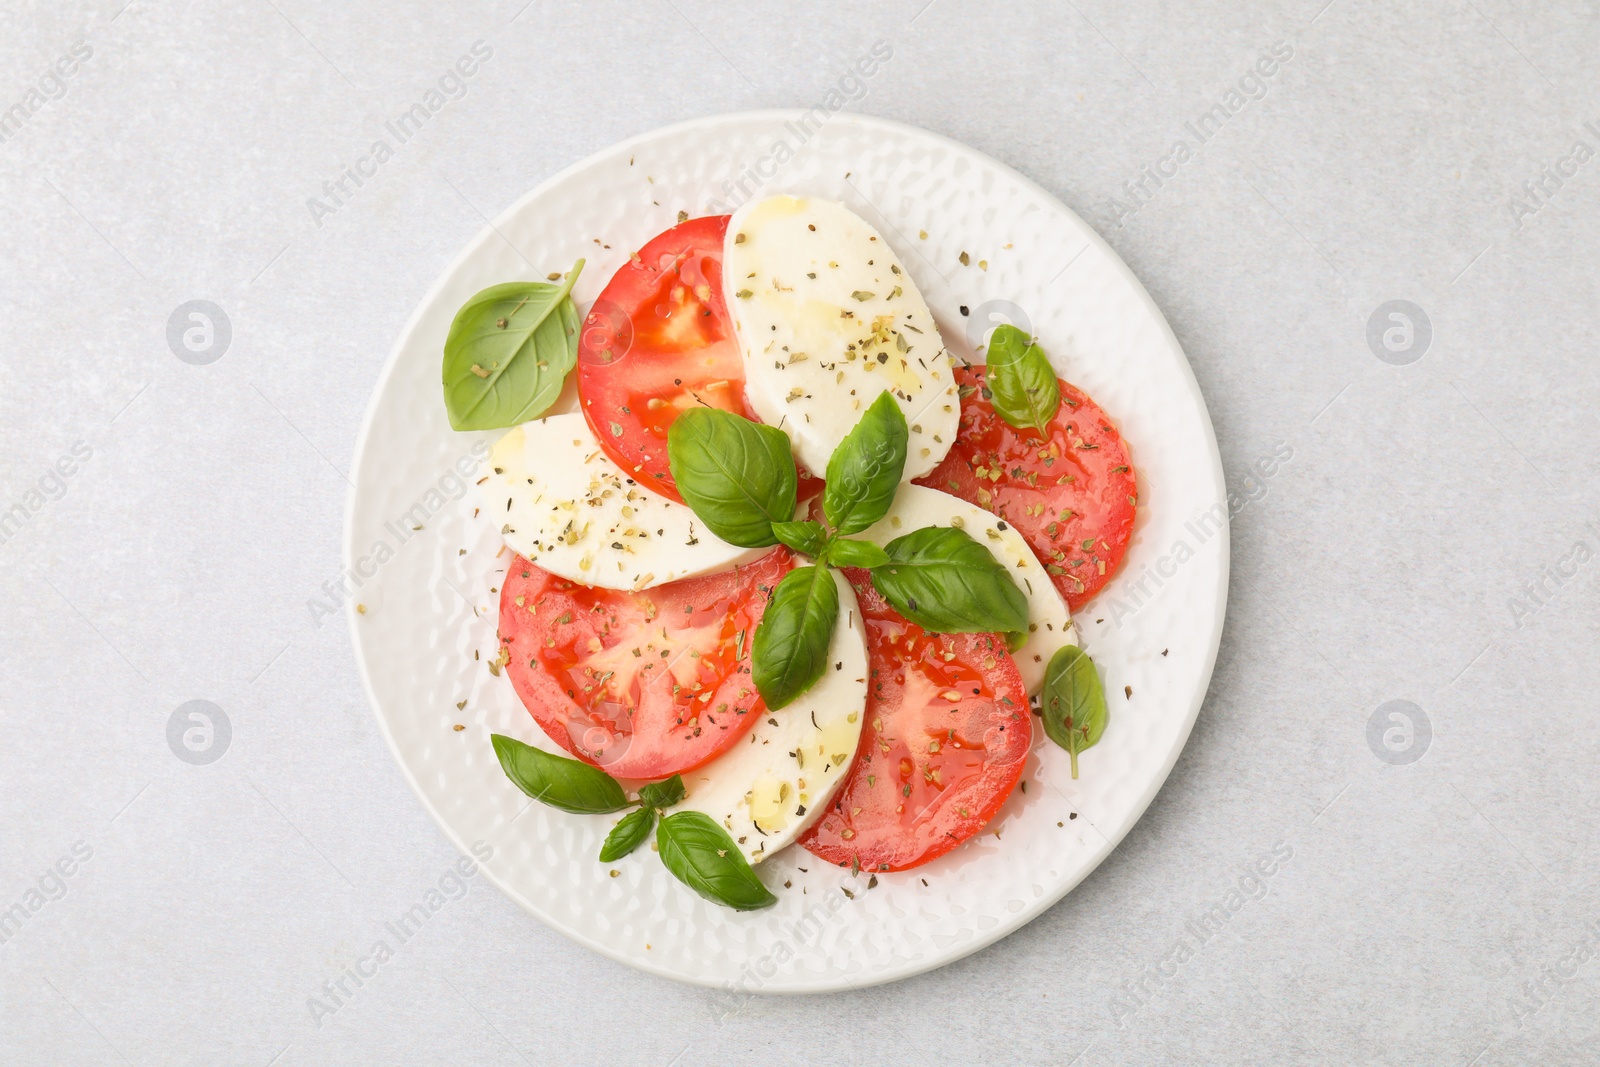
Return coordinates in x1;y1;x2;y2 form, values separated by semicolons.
345;110;1228;993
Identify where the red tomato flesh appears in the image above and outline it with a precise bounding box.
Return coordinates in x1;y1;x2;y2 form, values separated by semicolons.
799;569;1031;872
576;215;819;504
916;365;1137;611
498;549;790;779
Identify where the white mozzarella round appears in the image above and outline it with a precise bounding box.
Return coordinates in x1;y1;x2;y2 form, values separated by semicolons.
853;484;1074;694
678;568;868;865
724;195;959;481
481;413;769;591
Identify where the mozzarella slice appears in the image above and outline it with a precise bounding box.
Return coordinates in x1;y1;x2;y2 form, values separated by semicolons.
853;485;1074;694
482;413;769;591
724;195;959;481
679;568;868;865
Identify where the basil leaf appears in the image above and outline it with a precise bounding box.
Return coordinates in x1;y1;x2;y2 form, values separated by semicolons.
638;774;685;809
442;261;585;431
825;537;890;570
751;564;839;709
984;324;1060;436
490;733;629;814
667;408;798;547
872;526;1029;635
656;811;777;911
1040;645;1108;779
771;519;827;559
823;391;909;535
598;807;655;862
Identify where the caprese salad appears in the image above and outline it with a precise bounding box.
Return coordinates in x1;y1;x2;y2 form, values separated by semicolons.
438;195;1136;910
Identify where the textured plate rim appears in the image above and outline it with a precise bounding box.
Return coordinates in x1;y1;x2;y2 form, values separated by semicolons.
344;108;1229;993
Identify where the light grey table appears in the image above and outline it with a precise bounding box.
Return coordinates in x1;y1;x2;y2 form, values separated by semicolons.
3;2;1597;1064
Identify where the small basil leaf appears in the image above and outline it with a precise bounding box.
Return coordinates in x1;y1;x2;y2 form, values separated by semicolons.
442;261;585;431
752;564;839;709
598;807;656;862
1040;645;1108;779
984;323;1060;436
823;391;909;535
656;811;777;911
771;519;828;559
872;526;1029;635
1003;630;1027;654
490;733;629;814
825;538;890;570
638;774;686;810
667;408;798;547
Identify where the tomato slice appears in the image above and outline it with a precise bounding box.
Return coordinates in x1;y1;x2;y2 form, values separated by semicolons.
916;365;1137;611
576;215;820;504
799;569;1031;872
498;548;790;779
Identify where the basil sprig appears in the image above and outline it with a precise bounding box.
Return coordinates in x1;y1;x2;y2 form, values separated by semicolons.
872;526;1030;635
667;408;798;547
751;565;839;710
1039;645;1108;779
442;261;585;431
656;812;777;911
490;736;772;908
666;391;1032;710
597;772;688;861
823;392;908;534
492;733;629;814
984;324;1060;436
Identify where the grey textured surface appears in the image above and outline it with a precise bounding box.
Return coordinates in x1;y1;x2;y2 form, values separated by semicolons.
1;1;1597;1064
